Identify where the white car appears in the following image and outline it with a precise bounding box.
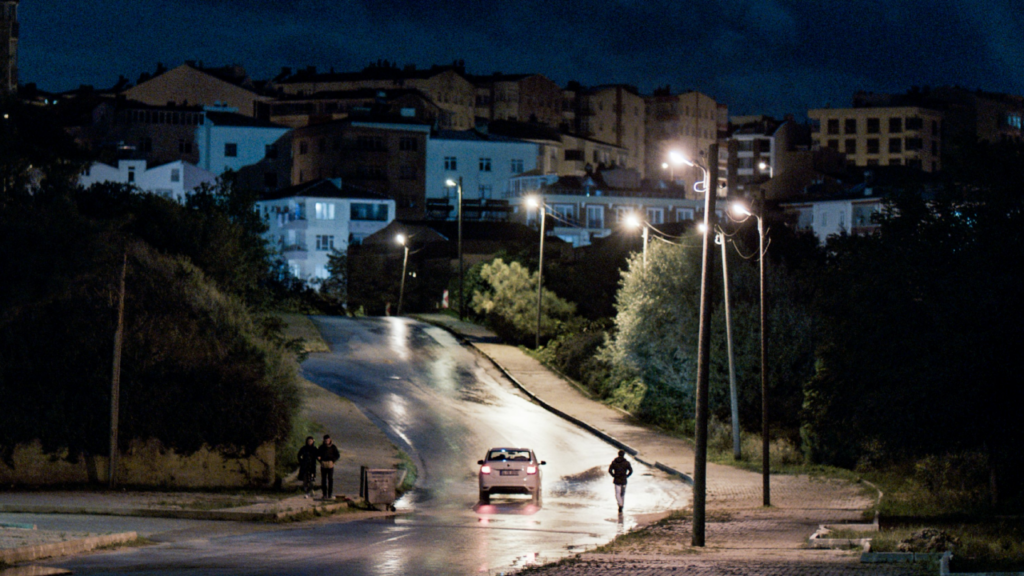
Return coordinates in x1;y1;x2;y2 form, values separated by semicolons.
477;447;545;503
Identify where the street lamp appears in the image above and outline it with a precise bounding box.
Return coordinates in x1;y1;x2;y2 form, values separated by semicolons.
526;195;546;349
396;233;410;316
624;212;649;268
697;223;742;460
684;145;718;548
445;177;464;320
667;150;686;182
731;195;769;507
758;160;773;179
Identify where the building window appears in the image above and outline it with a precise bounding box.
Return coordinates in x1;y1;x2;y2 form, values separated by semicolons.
479;157;492;172
844;118;857;134
299;140;308;155
889;118;903;133
315;235;335;251
906;117;924;130
827;119;840;135
908;159;923;169
905;137;923;151
827;139;839;151
170;168;180;183
676;208;695;222
315;202;335;220
889;138;902;153
179;139;192;154
866;138;880;154
140;137;153;153
224;143;238;157
647;208;664;225
399;164;416;180
265;144;278;159
511;159;524;174
444;156;457;170
350;203;389;221
399;137;418;151
127;168;135;183
565;150;584;161
478;185;492;198
931;141;938;156
844;139;856;154
867;118;880;134
586;206;604;229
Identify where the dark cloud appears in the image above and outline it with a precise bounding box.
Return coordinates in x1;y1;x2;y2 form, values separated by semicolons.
19;0;1024;115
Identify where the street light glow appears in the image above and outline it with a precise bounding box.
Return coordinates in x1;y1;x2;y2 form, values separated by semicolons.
758;161;769;171
526;196;540;209
445;178;457;187
697;222;709;234
668;150;695;167
624;213;641;229
730;202;753;218
396;233;406;245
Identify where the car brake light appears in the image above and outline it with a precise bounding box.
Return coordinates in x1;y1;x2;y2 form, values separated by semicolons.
480;465;491;474
526;466;537;475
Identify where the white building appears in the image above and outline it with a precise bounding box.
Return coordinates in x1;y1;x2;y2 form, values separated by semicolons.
196;107;290;176
782;193;884;243
79;159;217;202
256;178;395;283
424;129;539;219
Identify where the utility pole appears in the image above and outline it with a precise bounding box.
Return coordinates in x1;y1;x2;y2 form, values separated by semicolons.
457;176;464;321
692;143;718;546
109;251;127;488
718;229;741;459
759;188;770;507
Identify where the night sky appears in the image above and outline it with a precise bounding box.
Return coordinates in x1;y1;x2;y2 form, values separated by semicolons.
20;0;1024;117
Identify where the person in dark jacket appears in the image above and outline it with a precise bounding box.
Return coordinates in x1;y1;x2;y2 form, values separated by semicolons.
608;450;633;513
317;434;341;499
297;436;318;498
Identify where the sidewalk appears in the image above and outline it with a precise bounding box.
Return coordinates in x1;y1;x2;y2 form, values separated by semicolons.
415;314;909;575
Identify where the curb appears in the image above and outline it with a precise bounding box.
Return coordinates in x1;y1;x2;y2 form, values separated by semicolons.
419;316;696;487
0;501;352;523
0;531;138;565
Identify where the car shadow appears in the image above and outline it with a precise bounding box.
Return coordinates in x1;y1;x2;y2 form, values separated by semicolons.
473;497;542;515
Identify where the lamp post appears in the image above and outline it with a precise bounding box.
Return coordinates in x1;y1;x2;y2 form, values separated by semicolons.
445;177;464;320
681;144;718;547
715;227;741;460
624;213;648;268
667;150;686;183
526;196;546;349
731;193;769;507
396;233;410;316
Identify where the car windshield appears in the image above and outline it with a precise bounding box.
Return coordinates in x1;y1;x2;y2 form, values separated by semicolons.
487;449;532;462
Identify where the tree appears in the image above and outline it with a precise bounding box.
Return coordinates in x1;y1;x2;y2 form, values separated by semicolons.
471;258;576;344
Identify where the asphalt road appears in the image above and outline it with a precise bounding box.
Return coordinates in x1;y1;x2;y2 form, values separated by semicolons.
52;316;688;575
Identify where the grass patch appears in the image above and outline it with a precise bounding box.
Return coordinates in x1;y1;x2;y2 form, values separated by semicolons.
276;410;326;480
395;449;418;495
97;536;156;550
276;313;330;354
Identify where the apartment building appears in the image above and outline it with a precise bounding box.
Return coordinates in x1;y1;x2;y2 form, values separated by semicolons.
566;85;646;176
645;89;727;193
124;62;270;118
290;117;431;219
256;179;395;283
469;73;563;127
272;62;476;130
1;0;17;95
808;106;943;172
196;107;289;176
259;88;440;129
423;129;538;221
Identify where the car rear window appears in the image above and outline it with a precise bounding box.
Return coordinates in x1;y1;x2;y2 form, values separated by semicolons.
487;449;532;462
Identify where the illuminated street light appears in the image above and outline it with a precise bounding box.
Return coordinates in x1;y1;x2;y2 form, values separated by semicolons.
732;196;770;507
624;213;649;268
445;177;464;320
396;234;409;316
526;196;546;349
758;160;773;179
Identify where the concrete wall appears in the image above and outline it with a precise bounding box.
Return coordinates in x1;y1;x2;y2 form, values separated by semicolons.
0;439;275;488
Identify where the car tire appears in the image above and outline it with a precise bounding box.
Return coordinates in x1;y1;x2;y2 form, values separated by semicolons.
479;489;489;504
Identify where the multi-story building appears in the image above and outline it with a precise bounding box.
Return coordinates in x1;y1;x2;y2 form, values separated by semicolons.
258;88;440;129
568;85;646;176
423;129;538;220
69;100;206;167
256;178;395;283
123;62;270;118
196;107;290;176
79;159;217;203
271;62;476;130
511;170;702;247
808;106;943;172
1;0;17;95
290;117;431;219
645;88;727;194
469;73;563;128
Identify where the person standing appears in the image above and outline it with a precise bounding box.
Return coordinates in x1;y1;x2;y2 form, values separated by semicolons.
297;436;318;498
608;450;633;513
318;434;341;500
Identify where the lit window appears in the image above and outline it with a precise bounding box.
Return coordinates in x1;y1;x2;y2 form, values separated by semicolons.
315;202;335;220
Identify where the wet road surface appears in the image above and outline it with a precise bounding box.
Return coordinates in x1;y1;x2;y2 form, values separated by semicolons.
52;316;688;575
